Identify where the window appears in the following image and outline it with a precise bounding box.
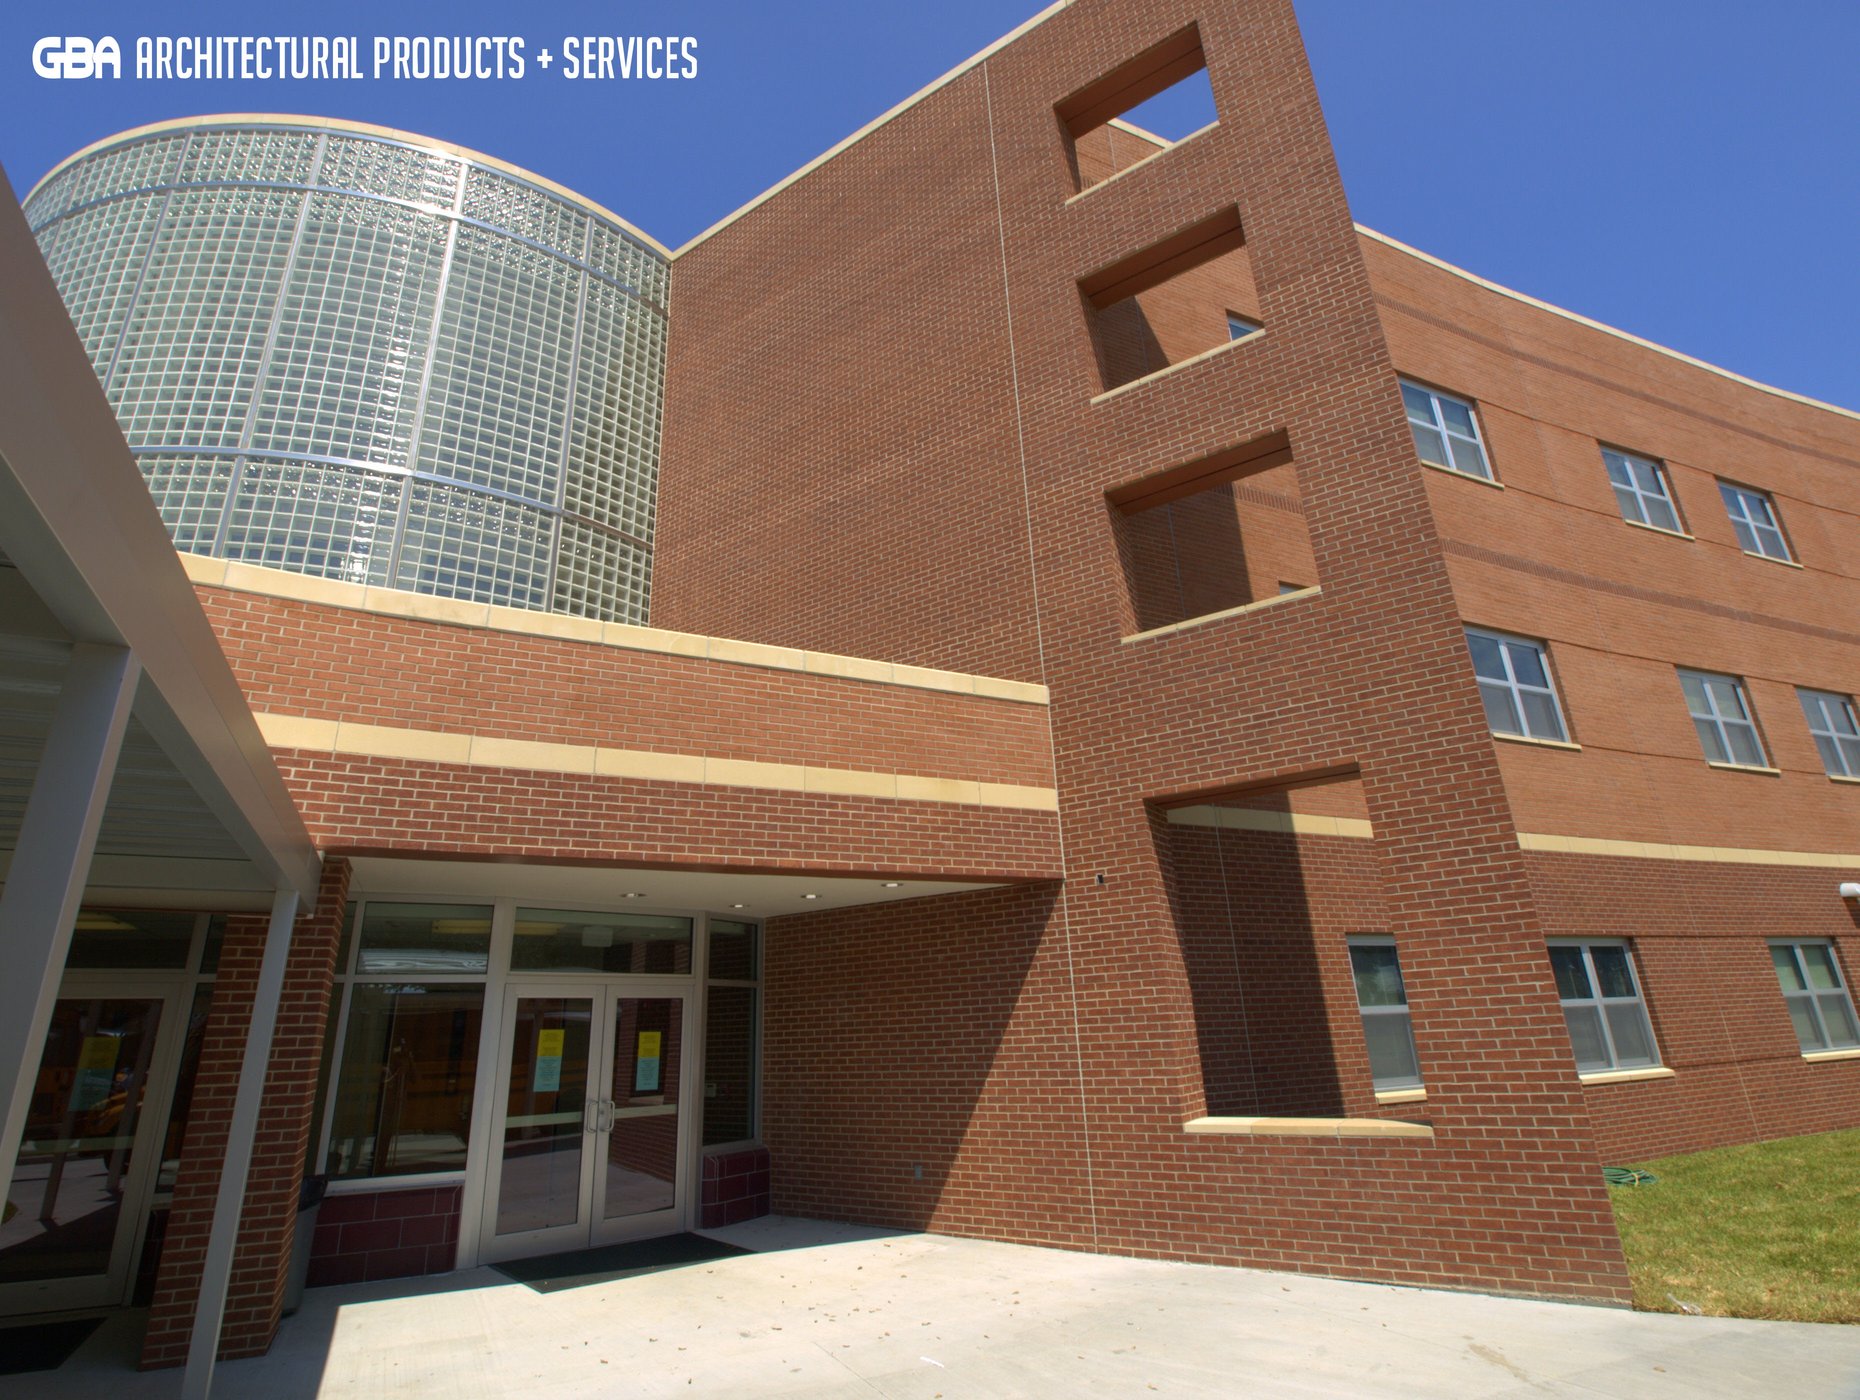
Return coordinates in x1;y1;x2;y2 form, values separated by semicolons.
1466;628;1568;742
1549;942;1659;1073
1347;937;1421;1091
1770;942;1860;1053
1603;448;1682;534
1678;669;1768;768
1401;380;1492;481
1798;689;1860;779
318;901;493;1181
1718;482;1792;562
704;919;760;1145
1226;312;1261;342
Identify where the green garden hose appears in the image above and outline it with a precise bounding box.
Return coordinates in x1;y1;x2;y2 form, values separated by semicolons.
1603;1166;1657;1186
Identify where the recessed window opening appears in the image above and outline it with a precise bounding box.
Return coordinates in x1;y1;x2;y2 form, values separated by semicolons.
1770;941;1860;1053
1058;24;1216;193
1718;480;1793;562
1678;668;1769;768
1401;379;1493;481
1798;688;1860;779
1158;769;1382;1119
1603;447;1683;533
1465;627;1569;743
1082;207;1260;393
1550;940;1661;1074
1109;430;1317;633
1347;936;1422;1092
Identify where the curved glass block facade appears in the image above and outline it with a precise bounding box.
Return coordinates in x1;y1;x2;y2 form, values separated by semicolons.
24;119;670;622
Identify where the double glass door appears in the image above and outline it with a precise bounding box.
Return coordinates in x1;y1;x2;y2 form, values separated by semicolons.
479;984;690;1261
0;979;185;1314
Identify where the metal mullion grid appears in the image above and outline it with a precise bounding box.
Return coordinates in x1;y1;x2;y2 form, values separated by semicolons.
1561;942;1653;1071
1800;689;1860;778
35;126;667;310
1774;942;1859;1051
1605;449;1676;528
1685;670;1766;766
542;220;593;612
1437;394;1484;454
208;136;329;560
1471;629;1564;740
314;895;493;1180
1721;483;1790;560
702;916;762;1149
99;135;191;396
634;286;669;621
385;157;468;589
1347;935;1420;1090
311;899;365;1178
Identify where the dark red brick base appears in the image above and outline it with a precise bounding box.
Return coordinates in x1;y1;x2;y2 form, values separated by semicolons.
700;1146;771;1227
307;1185;463;1287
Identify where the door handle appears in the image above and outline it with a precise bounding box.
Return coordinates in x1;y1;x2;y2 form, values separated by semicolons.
584;1098;599;1133
598;1099;615;1133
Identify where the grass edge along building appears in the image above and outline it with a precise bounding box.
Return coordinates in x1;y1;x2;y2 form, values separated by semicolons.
2;0;1857;1383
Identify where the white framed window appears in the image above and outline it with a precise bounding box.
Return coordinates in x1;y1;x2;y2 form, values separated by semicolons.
1347;936;1421;1091
1548;941;1660;1074
1769;941;1860;1053
1401;379;1493;481
1466;628;1569;742
1678;669;1768;768
1718;481;1793;562
1226;312;1261;341
1603;448;1682;534
1798;689;1860;780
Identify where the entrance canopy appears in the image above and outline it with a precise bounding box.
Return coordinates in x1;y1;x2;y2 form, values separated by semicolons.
0;169;320;913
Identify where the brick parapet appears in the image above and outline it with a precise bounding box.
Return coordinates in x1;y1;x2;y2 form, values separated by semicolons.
194;584;1055;791
270;750;1061;880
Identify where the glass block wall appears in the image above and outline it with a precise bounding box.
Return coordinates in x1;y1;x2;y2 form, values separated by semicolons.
24;119;670;622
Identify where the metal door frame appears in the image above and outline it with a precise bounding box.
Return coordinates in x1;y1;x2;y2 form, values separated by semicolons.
474;979;694;1264
0;973;190;1315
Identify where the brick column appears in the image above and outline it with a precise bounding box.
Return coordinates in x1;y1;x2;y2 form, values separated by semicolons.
141;857;352;1369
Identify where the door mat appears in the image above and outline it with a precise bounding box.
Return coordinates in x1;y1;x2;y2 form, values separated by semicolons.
0;1315;104;1374
491;1233;752;1294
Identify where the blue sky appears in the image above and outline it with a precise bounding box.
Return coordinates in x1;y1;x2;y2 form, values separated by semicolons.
4;1;1855;409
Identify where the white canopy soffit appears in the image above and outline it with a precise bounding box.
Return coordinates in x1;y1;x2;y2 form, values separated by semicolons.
0;163;322;911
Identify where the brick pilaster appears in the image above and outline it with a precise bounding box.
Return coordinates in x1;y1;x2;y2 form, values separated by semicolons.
141;856;353;1368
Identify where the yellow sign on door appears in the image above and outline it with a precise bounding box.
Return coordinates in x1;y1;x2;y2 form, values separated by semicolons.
634;1030;663;1093
537;1028;565;1058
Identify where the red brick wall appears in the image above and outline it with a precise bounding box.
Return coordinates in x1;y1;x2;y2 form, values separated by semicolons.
1526;852;1860;1163
196;587;1054;791
1161;822;1390;1118
142;858;352;1367
765;880;1629;1299
1363;235;1860;861
307;1186;462;1288
1115;460;1316;630
663;0;1632;1301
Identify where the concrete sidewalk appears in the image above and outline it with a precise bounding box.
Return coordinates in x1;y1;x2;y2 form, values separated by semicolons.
21;1217;1860;1398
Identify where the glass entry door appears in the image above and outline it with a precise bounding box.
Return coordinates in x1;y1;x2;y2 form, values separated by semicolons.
479;984;689;1262
0;981;185;1314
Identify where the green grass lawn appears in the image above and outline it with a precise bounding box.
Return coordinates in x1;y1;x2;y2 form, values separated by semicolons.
1607;1127;1860;1324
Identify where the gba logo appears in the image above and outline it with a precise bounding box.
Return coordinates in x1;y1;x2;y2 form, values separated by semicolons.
33;36;121;79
